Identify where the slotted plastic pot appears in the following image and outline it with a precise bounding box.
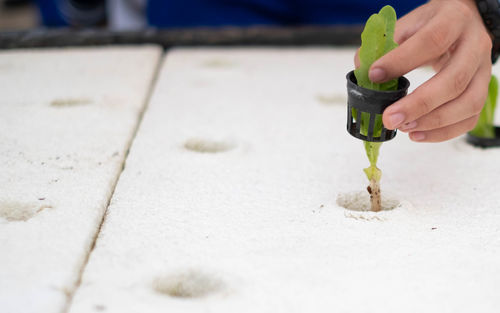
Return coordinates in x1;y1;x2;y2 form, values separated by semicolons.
466;127;500;148
346;70;410;142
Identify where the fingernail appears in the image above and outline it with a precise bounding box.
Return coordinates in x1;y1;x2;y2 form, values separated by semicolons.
399;121;417;131
411;132;426;141
388;113;405;128
369;67;386;82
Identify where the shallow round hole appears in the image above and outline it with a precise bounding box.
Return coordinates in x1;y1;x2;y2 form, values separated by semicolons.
184;138;235;154
336;191;399;212
50;98;92;107
0;200;52;222
153;270;224;298
315;94;346;106
201;59;235;68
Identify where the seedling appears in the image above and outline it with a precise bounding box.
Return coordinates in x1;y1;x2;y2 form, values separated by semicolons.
469;75;498;138
350;5;402;211
466;74;500;148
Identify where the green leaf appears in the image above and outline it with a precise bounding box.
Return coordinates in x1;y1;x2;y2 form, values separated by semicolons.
354;5;398;92
363;140;381;181
470;75;498;138
353;5;399;181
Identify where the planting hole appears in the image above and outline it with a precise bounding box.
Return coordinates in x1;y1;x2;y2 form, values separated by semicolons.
316;94;346;106
336;191;399;212
50;98;92;107
153;269;224;298
0;200;52;222
202;59;235;68
184;138;235;153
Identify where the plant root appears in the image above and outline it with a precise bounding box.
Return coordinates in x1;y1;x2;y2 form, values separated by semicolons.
367;179;382;212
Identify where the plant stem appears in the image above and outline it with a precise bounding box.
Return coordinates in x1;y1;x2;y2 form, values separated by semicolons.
368;178;382;212
363;141;382;211
354;5;398;212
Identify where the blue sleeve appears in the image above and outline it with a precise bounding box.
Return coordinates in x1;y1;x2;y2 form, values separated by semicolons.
147;0;426;28
36;0;426;28
36;0;68;26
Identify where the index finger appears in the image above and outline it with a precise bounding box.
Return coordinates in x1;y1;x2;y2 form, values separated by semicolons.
368;11;465;83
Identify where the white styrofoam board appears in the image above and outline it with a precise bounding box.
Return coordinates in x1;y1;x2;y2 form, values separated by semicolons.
68;48;500;313
0;46;162;313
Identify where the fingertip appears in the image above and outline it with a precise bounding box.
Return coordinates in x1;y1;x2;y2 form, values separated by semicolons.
382;114;396;130
368;67;387;83
382;105;405;130
409;131;426;142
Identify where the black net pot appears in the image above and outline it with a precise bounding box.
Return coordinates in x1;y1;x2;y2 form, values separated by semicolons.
466;127;500;148
346;70;410;142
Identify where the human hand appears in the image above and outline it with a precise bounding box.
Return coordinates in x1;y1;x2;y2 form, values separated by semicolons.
357;0;493;142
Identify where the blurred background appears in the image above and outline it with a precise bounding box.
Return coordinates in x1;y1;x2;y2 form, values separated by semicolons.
0;0;37;30
0;0;423;31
